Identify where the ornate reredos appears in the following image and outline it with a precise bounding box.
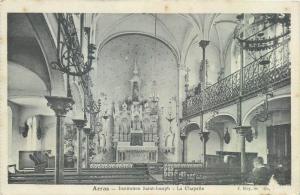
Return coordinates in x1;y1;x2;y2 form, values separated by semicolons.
112;57;160;136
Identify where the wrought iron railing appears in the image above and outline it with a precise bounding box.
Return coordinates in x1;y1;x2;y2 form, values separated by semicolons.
182;40;290;118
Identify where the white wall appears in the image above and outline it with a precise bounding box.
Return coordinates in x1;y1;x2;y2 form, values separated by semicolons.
206;131;221;155
8;101;57;168
186;130;201;162
246;110;290;163
222;122;240;153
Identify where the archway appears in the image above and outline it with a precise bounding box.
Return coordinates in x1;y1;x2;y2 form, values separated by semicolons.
205;114;237;154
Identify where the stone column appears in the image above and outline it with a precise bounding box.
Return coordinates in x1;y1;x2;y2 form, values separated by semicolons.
83;127;91;168
45;96;74;184
199;131;210;167
72;119;86;175
234;126;252;174
180;134;186;163
199;40;210;88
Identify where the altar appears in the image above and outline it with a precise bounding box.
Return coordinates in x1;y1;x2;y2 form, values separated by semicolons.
112;60;160;163
116;142;158;163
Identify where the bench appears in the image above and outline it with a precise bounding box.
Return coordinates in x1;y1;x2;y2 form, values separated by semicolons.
8;167;158;184
172;167;242;185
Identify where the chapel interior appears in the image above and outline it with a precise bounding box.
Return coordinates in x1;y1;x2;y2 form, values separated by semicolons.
7;13;291;185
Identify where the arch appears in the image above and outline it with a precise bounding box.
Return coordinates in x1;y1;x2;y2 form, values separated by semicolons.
8;61;48;98
204;113;237;151
94;13;200;61
182;122;200;137
205;113;237;126
96;31;180;64
242;94;291;126
27;13;66;96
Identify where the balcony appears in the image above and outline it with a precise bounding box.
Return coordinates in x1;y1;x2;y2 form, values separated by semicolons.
182;41;291;119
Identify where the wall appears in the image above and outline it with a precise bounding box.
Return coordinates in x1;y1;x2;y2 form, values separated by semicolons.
8;101;57;168
246;110;291;163
186;130;201;162
206;131;222;155
185;41;221;88
8;102;20;167
40;116;56;154
222;122;240;153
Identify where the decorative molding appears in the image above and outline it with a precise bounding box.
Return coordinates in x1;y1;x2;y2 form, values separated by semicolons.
45;96;74;116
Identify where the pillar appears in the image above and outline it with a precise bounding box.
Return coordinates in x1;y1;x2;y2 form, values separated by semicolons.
199;40;210;88
234;17;250;178
234;126;252;175
83;127;91;168
199;131;210;167
72;119;87;175
180;134;186;163
45;96;74;184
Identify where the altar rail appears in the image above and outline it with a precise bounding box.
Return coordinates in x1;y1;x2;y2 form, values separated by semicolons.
182;40;291;118
89;163;133;169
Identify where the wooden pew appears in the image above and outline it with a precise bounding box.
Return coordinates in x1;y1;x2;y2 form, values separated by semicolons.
8;167;158;184
172;167;242;185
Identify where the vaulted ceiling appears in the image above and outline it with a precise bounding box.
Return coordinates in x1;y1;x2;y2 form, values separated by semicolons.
91;13;239;66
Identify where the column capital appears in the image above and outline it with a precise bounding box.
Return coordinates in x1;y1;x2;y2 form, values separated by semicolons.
180;132;186;140
199;40;210;49
199;131;210;143
72;119;87;129
83;127;92;136
234;126;252;137
45;96;74;116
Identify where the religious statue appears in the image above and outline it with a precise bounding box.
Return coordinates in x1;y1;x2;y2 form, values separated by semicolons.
132;115;141;130
132;82;139;102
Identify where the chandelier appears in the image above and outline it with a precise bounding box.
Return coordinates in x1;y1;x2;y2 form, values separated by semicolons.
235;13;290;61
51;14;96;97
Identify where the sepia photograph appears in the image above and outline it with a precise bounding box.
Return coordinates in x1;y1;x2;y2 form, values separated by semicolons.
1;0;300;194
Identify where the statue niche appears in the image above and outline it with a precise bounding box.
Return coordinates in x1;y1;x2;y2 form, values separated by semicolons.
132;82;139;102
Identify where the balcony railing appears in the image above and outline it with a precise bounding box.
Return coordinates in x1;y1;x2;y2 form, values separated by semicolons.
182;41;291;118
